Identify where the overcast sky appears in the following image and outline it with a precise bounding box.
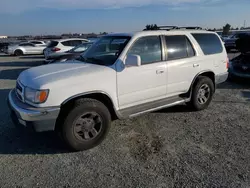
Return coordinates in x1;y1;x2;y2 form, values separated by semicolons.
0;0;249;35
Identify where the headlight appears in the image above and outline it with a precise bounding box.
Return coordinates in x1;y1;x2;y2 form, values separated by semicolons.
24;87;49;104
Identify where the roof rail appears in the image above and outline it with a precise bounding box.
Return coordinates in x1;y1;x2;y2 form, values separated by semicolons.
157;26;179;30
178;27;203;30
143;26;204;31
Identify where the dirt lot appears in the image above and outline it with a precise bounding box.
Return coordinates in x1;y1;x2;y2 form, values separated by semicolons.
0;53;249;188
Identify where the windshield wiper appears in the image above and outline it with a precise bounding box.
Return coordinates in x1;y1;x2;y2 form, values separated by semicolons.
86;57;104;64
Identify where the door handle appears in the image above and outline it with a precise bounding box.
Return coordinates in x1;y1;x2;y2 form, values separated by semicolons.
156;70;164;74
193;64;199;67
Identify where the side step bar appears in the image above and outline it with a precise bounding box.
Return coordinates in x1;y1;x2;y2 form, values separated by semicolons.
119;96;189;118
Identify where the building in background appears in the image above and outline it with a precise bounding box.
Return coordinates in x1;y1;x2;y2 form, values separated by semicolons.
0;36;8;39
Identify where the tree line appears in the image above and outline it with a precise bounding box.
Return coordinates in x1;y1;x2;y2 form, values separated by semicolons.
143;23;250;36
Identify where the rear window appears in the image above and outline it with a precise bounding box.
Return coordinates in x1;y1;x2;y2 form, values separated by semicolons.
192;33;223;55
47;41;58;48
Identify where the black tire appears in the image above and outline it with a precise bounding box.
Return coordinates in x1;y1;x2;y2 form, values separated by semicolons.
189;76;215;111
14;50;23;56
60;98;111;151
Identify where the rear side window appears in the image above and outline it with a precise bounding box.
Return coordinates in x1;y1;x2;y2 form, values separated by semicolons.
62;40;83;47
165;35;195;61
47;41;58;47
19;43;34;47
71;40;82;46
62;41;72;46
31;41;42;44
192;33;223;55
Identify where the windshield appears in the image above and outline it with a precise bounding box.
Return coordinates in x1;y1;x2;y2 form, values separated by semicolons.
80;36;131;66
70;42;93;53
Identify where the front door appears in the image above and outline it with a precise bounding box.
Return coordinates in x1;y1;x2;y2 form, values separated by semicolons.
117;36;167;109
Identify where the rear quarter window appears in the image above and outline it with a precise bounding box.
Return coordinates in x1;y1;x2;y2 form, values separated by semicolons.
47;41;59;48
192;33;223;55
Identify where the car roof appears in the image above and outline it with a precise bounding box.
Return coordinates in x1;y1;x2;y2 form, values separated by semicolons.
106;30;216;38
54;38;89;42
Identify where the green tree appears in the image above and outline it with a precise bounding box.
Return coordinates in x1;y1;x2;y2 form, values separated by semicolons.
222;23;231;35
144;24;159;30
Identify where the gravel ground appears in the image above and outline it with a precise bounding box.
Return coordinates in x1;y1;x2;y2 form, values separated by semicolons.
0;53;249;188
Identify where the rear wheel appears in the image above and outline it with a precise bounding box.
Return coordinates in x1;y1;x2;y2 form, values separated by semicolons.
14;50;23;56
188;76;215;111
60;98;111;151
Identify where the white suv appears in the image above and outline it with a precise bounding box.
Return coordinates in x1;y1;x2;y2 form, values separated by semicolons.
44;38;89;60
8;29;228;151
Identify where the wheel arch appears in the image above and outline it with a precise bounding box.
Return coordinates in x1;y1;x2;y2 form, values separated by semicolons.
59;91;121;121
186;70;215;98
14;48;24;55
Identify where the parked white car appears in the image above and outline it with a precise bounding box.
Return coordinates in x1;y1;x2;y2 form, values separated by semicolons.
8;29;228;151
28;40;47;46
7;42;47;56
44;38;89;60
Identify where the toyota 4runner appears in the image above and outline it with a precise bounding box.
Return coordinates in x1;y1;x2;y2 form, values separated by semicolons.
8;28;229;151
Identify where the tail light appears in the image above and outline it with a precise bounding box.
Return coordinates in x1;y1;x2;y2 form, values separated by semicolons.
226;57;229;69
52;47;61;52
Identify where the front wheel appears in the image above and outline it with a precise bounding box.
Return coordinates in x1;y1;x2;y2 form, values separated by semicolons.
14;50;23;56
188;76;215;111
60;98;111;151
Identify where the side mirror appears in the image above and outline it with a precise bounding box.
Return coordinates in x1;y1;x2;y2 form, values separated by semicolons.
125;54;141;67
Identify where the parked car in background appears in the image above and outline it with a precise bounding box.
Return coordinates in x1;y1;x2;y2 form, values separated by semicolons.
28;40;47;46
0;42;9;52
224;33;250;52
229;53;250;79
8;29;228;151
228;34;250;79
44;38;89;60
6;42;47;56
44;42;93;64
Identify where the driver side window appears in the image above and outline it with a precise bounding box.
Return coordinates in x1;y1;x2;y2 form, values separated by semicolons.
127;36;162;65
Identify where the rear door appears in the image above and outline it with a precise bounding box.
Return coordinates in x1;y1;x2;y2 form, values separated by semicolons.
20;43;36;54
164;35;200;96
191;33;227;75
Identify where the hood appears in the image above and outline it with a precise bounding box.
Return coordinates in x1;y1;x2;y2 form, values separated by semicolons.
18;60;114;89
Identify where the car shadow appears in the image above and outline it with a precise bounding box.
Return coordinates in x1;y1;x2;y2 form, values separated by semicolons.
0;54;9;57
19;55;44;59
0;88;69;155
0;60;44;67
0;68;28;80
217;80;250;90
154;104;192;114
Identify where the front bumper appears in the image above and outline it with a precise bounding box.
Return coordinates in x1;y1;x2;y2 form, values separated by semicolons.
7;89;60;132
215;72;228;84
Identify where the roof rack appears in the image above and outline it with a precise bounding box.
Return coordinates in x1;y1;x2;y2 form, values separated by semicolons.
143;26;203;31
178;27;203;30
157;26;179;30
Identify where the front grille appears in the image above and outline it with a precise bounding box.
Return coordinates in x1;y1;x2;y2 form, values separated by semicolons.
16;90;23;101
16;81;23;93
15;81;24;101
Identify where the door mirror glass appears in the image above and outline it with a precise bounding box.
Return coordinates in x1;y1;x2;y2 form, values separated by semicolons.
125;54;141;67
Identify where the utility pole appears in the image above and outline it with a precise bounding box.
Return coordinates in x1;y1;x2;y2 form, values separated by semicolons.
244;20;246;28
